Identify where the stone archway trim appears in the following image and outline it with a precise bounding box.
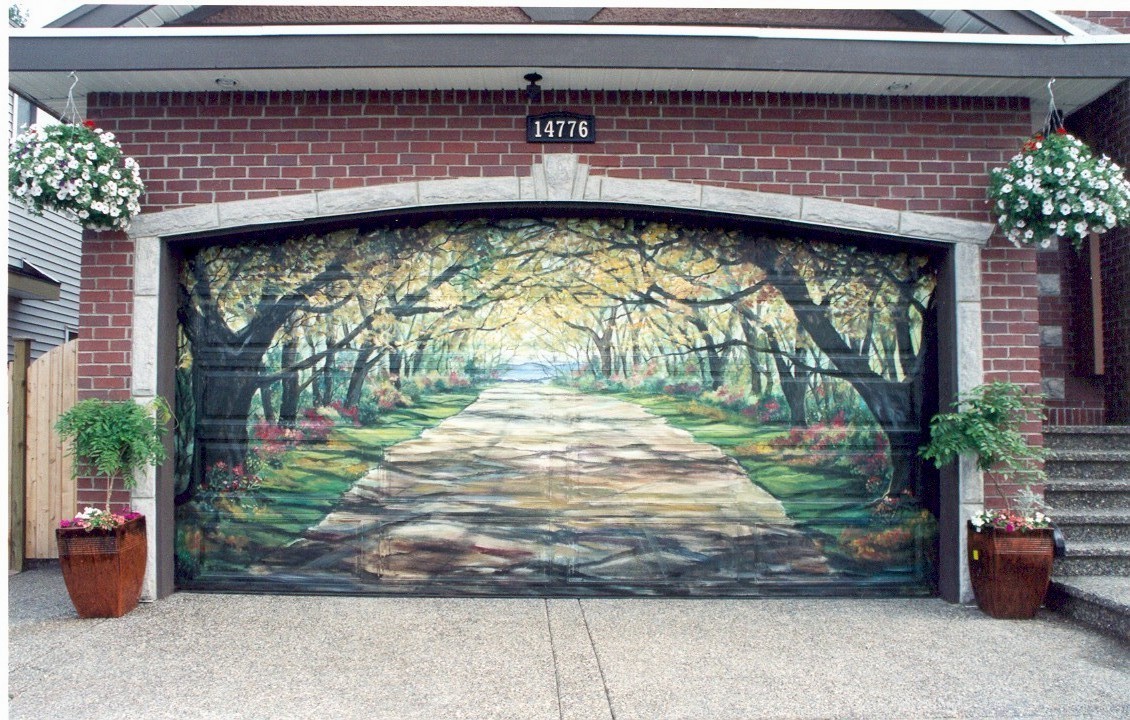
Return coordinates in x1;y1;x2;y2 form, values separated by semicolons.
127;154;995;245
126;154;990;603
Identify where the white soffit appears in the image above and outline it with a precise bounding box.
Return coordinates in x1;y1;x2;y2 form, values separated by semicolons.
9;68;1121;121
11;23;1128;118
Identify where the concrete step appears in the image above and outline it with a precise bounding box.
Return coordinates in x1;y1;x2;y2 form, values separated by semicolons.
1044;449;1130;481
1043;425;1130;453
1045;576;1130;643
1044;478;1130;511
1054;509;1130;543
1053;541;1130;576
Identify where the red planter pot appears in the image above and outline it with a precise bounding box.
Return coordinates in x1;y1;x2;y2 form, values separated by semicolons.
967;522;1054;619
56;516;147;618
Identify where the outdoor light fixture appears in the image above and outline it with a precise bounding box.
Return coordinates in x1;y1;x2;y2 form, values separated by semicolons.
214;77;238;87
524;72;543;102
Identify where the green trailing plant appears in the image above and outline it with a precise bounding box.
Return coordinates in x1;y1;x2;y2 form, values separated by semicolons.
55;398;172;520
920;382;1050;531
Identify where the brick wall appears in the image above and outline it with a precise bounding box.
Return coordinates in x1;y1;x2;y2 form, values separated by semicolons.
981;242;1044;505
1058;10;1130;32
79;89;1040;508
1050;13;1130;424
74;232;135;507
1063;80;1130;423
87;90;1030;219
1103;222;1130;423
1038;238;1107;426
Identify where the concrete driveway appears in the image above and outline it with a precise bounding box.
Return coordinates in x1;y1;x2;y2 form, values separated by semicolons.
8;564;1130;719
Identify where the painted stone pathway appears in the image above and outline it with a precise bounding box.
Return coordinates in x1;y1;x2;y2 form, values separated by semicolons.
263;383;830;594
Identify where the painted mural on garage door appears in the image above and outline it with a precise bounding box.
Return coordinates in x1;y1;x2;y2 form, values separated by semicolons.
174;216;940;595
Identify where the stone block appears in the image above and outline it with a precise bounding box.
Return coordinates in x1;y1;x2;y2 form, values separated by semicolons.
128;204;219;238
133;237;162;296
599;177;700;207
131;296;159;396
955;301;983;393
800;197;900;234
418;177;521;205
131;495;158;602
960;457;984;505
217;194;318;228
700;186;801;221
1043;376;1067;400
316;183;419;217
1040;325;1064;347
582;174;603;200
128;444;157;500
1038;273;1062;297
899;213;994;245
543;154;587;201
520;171;542;200
953;243;983;303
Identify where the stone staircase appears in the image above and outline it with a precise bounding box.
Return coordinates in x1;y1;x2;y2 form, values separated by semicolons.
1042;425;1130;641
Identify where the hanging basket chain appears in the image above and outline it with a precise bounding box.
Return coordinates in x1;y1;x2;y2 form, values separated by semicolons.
1041;78;1064;137
63;71;82;126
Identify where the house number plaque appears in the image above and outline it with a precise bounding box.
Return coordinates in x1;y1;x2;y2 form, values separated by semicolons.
526;112;596;143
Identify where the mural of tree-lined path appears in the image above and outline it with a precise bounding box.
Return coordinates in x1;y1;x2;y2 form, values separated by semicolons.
176;215;941;594
259;383;829;594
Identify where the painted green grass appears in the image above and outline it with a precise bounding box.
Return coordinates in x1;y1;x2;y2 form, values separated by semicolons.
605;390;934;582
611;391;873;532
189;390;482;570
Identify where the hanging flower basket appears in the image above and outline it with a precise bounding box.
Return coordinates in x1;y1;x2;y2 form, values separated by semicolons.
8;119;144;231
988;128;1130;250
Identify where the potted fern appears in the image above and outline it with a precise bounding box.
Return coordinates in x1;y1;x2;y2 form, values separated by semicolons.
920;382;1053;619
54;398;170;617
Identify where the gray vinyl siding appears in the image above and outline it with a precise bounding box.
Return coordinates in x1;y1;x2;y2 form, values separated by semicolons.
8;201;82;362
8;92;83;362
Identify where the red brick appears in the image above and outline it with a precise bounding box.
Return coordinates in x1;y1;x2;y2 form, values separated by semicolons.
81;89;1046;410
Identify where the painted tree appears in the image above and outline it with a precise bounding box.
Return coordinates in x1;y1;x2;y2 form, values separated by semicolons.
179;215;936;503
740;238;937;494
179;229;361;489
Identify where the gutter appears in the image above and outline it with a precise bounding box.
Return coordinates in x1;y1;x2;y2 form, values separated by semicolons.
11;22;1130;44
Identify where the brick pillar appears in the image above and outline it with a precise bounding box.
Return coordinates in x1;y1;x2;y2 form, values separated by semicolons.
77;230;135;510
980;237;1043;508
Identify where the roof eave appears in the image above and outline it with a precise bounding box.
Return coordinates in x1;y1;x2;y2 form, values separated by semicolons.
9;27;1129;121
11;29;1130;77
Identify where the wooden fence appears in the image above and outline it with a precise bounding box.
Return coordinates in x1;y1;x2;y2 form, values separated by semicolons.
8;339;78;565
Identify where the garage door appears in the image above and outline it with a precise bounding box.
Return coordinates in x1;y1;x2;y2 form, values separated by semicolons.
174;215;939;596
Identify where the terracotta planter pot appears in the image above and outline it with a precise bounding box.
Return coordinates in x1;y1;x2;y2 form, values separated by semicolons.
967;521;1054;619
56;516;147;618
